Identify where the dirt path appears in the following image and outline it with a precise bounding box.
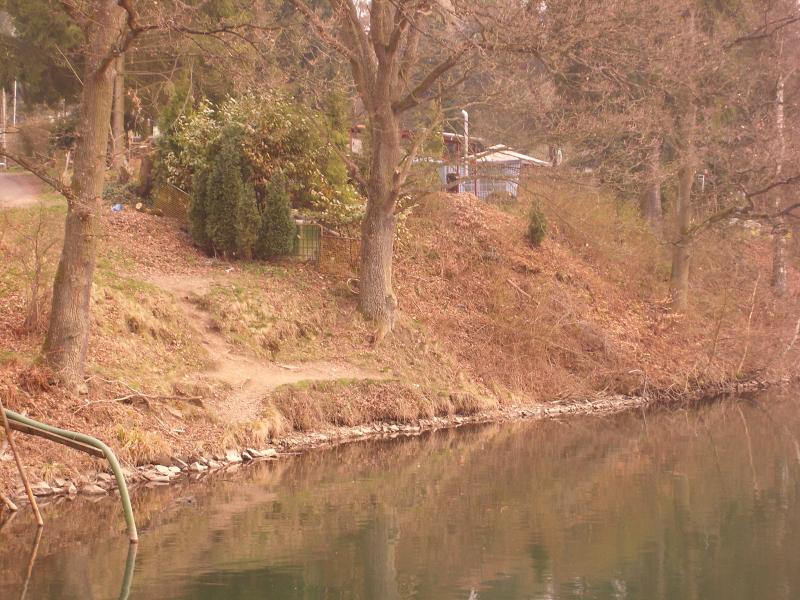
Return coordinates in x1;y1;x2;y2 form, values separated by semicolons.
0;172;51;209
148;272;380;424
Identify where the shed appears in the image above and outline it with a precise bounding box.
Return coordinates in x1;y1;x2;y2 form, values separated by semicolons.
441;145;550;199
468;146;550;198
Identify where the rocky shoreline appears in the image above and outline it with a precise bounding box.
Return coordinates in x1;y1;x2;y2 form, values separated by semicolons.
3;378;777;511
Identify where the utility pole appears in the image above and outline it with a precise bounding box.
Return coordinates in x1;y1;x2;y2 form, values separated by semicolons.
12;79;17;126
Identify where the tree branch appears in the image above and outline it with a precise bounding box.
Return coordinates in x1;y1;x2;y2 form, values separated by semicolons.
0;151;75;204
393;49;466;113
745;173;800;199
287;0;358;62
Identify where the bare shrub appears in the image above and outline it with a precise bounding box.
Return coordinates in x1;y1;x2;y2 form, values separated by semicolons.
14;203;61;334
271;380;477;431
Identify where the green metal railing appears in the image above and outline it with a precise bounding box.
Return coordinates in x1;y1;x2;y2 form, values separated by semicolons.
3;409;138;543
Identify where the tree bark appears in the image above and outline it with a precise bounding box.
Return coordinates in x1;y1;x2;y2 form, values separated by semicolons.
360;106;401;325
669;111;696;313
289;0;467;333
640;139;662;230
111;53;126;172
771;74;788;296
43;1;124;390
771;225;788;295
137;152;154;198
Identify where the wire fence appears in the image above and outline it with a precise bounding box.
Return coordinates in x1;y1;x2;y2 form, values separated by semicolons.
294;221;322;264
319;230;360;277
152;182;190;221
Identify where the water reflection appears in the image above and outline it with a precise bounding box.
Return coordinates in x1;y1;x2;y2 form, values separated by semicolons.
18;526;42;600
118;544;137;600
1;392;799;599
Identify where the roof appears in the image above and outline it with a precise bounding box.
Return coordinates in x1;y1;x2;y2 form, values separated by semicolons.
468;145;551;167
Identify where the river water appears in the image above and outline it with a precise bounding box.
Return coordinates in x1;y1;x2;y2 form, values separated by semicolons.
1;391;799;599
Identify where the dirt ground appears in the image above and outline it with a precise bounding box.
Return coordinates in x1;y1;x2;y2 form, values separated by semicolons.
146;271;383;424
0;172;52;209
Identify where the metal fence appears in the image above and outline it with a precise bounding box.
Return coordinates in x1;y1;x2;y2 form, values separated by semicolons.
319;230;360;277
294;221;322;263
152;182;190;221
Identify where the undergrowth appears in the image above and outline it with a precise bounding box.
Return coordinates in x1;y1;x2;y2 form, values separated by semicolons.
269;379;496;431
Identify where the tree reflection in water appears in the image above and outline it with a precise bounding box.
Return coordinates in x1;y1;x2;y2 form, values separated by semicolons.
0;391;799;600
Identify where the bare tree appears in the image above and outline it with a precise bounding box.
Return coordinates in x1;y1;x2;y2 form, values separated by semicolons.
42;0;128;390
539;0;764;312
4;1;251;390
286;0;527;329
765;1;800;296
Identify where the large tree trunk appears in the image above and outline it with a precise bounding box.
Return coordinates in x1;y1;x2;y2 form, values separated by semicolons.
669;113;696;312
771;74;788;296
359;107;401;326
640;139;662;230
111;53;126;172
43;1;124;390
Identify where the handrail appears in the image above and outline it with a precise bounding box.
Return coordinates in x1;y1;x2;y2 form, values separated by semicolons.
3;409;139;543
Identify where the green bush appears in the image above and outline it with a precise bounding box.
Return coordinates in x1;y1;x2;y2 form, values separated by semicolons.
188;167;212;251
190;126;260;259
527;205;548;247
103;182;137;205
257;174;296;259
158;93;363;227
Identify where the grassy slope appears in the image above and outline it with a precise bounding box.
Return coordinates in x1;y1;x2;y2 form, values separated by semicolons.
2;176;799;490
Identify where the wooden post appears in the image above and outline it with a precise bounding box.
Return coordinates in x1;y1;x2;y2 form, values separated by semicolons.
0;396;43;527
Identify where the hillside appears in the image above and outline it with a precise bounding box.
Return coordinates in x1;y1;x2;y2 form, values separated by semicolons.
2;175;799;491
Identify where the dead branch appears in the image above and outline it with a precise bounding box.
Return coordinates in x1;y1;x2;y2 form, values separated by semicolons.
73;393;204;414
0;151;74;203
506;278;532;300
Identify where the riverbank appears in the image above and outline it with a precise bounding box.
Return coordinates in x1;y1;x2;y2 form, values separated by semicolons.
2;176;800;505
7;389;799;600
0;375;783;510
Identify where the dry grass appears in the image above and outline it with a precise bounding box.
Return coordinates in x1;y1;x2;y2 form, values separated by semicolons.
270;379;496;431
113;423;172;466
201;273;330;361
88;270;209;391
3;175;800;491
394;178;800;402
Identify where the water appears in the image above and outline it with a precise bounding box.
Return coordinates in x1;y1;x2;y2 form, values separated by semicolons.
2;391;800;600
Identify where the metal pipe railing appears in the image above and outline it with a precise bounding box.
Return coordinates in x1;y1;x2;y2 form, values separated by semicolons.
2;408;138;543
